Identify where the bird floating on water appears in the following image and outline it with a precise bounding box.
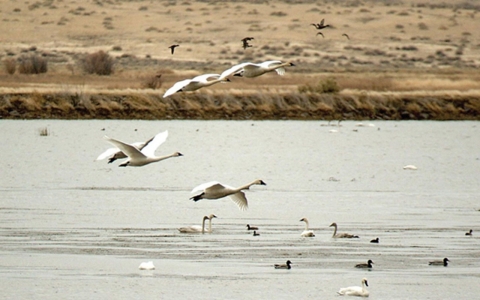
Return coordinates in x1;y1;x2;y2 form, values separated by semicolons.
429;257;449;267
138;261;155;270
337;278;369;297
300;217;315;237
246;224;259;231
274;260;292;269
355;259;374;269
329;222;359;238
403;165;418;170
370;237;379;243
465;229;473;236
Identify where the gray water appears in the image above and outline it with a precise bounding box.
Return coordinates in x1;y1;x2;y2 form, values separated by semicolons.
1;120;479;299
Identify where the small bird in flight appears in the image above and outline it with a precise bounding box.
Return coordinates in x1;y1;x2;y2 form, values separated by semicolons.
342;33;350;40
241;37;254;50
311;19;330;30
317;32;324;38
168;44;179;54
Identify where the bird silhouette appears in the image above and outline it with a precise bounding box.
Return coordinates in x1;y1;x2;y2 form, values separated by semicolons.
317;32;324;38
342;33;350;40
168;44;179;54
241;37;254;49
311;19;330;30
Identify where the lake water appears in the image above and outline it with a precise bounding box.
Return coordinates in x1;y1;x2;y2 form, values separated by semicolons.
1;120;479;299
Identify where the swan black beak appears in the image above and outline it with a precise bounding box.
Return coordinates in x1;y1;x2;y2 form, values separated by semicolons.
260;180;267;185
289;63;296;67
365;281;368;287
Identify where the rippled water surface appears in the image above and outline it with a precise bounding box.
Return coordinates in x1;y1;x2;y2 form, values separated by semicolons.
1;120;479;299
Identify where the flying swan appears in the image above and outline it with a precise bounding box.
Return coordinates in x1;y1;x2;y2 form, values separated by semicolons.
163;73;230;98
103;130;183;167
337;278;369;297
300;217;315;237
220;60;295;78
329;222;359;238
190;179;266;211
96;135;157;164
178;214;217;234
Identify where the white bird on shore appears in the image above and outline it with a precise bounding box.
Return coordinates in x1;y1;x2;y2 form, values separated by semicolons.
300;217;315;237
220;60;295;78
138;261;155;270
103;131;183;167
163;73;230;98
190;179;266;211
329;222;359;238
337;278;369;297
178;215;214;234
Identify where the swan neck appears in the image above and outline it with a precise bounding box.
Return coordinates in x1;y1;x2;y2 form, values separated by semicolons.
332;224;337;237
303;219;310;230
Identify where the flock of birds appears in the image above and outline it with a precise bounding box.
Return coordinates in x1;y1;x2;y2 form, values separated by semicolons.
95;128;474;297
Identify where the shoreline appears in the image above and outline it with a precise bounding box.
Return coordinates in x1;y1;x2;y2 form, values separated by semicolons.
1;90;479;120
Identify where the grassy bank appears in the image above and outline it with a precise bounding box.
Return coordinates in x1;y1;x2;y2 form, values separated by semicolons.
1;90;479;120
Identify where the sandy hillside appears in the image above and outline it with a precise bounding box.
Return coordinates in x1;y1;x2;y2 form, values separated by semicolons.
0;0;479;92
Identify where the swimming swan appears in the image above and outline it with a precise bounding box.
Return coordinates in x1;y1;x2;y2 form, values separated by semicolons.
274;260;292;269
163;73;230;98
103;131;183;167
178;215;216;234
329;222;359;238
220;60;295;78
96;134;156;163
300;218;315;237
337;278;369;297
355;260;374;269
138;261;155;270
429;257;449;266
190;179;266;211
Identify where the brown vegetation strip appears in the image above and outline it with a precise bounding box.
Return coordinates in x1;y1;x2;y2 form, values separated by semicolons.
1;92;479;120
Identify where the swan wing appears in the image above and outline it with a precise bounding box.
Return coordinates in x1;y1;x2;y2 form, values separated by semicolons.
163;79;193;98
258;60;282;68
178;225;202;233
229;191;248;211
220;62;252;78
104;136;146;160
191;73;221;82
274;67;286;75
191;181;222;194
140;130;168;157
301;230;315;237
96;147;121;161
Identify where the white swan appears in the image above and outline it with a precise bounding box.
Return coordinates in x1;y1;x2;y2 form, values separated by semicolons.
429;257;449;266
178;215;209;234
138;261;155;270
329;222;359;238
103;130;183;167
190;179;266;211
220;60;295;78
300;217;315;237
163;73;230;98
403;165;418;170
96;134;157;163
274;260;292;269
337;278;369;297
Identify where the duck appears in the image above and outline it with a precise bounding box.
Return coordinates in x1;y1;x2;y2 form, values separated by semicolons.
253;230;260;236
163;73;230;98
103;131;183;167
190;179;266;211
178;215;216;234
311;19;330;30
355;260;374;269
337;278;369;297
274;260;292;269
329;222;359;238
220;60;295;79
241;37;254;49
96;133;160;164
138;261;155;270
370;238;379;243
246;224;259;231
299;217;315;237
429;257;449;266
168;44;179;54
465;229;473;236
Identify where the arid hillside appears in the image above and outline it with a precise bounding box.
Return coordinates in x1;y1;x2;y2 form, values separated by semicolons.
1;0;479;119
